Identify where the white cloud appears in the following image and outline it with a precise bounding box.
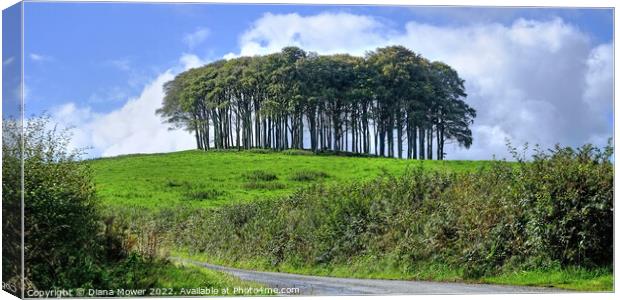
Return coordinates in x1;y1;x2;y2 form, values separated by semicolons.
183;27;210;49
583;43;613;115
234;12;389;57
230;13;613;160
29;53;51;62
51;56;200;158
179;53;208;70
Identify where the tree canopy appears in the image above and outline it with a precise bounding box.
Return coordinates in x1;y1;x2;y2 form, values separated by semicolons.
158;45;476;160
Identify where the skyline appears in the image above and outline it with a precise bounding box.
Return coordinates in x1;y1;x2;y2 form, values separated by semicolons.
5;2;614;158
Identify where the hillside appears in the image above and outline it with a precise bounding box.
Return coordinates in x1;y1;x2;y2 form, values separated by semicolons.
89;149;491;209
88;147;612;292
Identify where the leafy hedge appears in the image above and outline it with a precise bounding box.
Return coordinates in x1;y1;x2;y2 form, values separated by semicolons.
167;142;613;278
2;116;209;291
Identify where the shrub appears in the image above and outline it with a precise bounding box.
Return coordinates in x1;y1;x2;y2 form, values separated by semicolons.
3;116;205;291
2;116;105;290
2;118;22;292
517;143;613;267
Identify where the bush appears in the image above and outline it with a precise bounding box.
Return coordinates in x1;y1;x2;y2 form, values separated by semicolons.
2;116;105;290
517;143;613;267
2;116;210;291
2;118;22;293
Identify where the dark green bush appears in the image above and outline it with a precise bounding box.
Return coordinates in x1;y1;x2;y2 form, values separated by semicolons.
2;116;188;291
2;118;23;293
6;117;106;290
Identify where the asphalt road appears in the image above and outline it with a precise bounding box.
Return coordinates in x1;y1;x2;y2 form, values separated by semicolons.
175;258;566;295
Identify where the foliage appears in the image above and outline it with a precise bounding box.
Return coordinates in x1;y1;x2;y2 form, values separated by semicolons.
158;45;476;160
2;117;23;293
481;266;612;291
163;142;612;286
2;116;104;289
100;254;268;294
1;116;266;292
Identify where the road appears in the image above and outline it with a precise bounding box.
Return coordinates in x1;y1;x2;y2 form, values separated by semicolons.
174;258;566;295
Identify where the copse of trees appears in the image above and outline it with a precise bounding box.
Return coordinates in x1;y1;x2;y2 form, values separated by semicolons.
158;45;476;160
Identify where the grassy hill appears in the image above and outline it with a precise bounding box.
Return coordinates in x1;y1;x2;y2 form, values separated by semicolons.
88;148;612;292
89;149;490;209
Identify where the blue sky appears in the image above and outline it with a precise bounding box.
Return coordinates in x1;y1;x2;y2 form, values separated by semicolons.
11;2;614;158
23;3;612;114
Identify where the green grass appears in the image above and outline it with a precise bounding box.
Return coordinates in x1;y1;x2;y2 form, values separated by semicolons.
172;250;461;281
90;150;612;292
89;149;490;209
482;267;613;292
140;260;271;296
173;250;613;292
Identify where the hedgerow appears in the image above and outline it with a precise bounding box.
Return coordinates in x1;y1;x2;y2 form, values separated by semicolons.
162;141;612;278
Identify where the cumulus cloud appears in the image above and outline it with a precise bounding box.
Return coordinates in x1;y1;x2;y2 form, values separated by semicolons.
584;43;613;115
229;12;613;160
396;18;611;159
225;12;390;58
51;57;199;158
